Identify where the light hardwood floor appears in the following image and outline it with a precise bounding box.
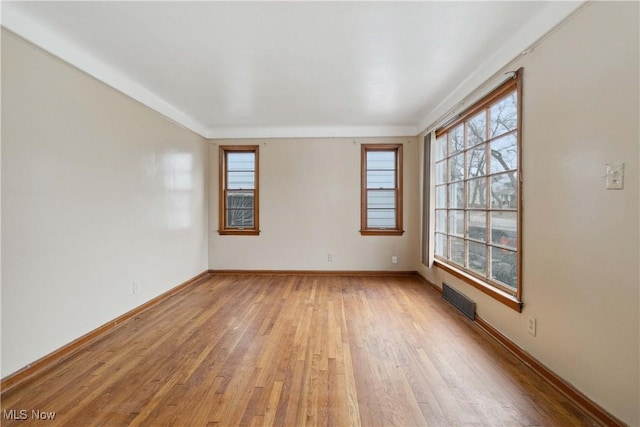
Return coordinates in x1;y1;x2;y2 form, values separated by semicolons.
1;274;598;426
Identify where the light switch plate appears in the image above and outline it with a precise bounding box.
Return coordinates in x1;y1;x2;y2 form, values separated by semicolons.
606;163;624;190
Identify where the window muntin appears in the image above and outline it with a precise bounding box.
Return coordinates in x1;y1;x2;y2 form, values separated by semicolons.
219;145;259;235
361;144;403;235
434;75;521;298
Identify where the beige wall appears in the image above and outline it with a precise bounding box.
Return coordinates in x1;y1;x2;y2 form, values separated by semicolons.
208;137;420;271
1;31;209;376
418;2;639;424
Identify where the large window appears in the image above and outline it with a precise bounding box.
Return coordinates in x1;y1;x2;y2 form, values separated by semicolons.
434;71;522;307
218;145;259;235
361;144;403;235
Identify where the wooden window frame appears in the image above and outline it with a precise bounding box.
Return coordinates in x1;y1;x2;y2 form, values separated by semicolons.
218;145;260;236
360;144;404;236
433;69;523;311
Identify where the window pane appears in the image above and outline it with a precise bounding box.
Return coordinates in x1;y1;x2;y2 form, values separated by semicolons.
226;209;254;228
436;185;447;209
449;153;464;182
490;172;517;209
435;233;447;257
450;237;464;266
489;93;517;138
227;191;254;209
449;125;464;154
367;190;395;209
435;134;447;161
467;178;486;208
367;151;395;170
450;182;464;209
467;145;487;178
368;209;395;228
468;241;486;275
491;247;517;290
466;111;486;147
367;170;395;188
435;210;447;233
227;152;255;171
490;133;517;173
435;160;447;185
449;210;464;237
367;184;396;228
490;211;517;249
226;198;254;229
228;171;255;189
467;211;486;242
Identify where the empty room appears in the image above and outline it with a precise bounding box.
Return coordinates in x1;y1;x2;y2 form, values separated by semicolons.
1;1;638;426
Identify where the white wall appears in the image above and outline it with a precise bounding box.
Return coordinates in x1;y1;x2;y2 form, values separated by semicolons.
1;31;209;377
418;2;639;424
209;137;420;271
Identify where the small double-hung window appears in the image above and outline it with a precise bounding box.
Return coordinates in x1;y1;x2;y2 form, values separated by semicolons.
218;145;259;235
361;144;404;235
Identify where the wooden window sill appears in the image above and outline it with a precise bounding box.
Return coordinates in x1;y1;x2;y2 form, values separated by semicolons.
218;230;260;236
434;260;523;312
360;229;405;236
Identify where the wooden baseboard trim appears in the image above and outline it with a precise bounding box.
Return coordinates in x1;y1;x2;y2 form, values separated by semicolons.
474;317;625;427
209;269;417;277
0;270;212;395
414;271;443;294
413;271;624;426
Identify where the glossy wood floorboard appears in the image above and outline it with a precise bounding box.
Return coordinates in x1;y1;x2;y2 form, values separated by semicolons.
1;274;598;426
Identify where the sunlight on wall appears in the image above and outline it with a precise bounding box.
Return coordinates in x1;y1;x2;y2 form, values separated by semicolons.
163;152;193;229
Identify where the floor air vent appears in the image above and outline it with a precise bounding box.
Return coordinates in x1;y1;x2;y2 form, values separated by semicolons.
442;283;476;320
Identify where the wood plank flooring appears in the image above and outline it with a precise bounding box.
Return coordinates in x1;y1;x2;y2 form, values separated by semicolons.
1;274;598;426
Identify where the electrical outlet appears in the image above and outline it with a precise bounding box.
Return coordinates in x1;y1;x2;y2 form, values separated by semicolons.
527;317;537;336
133;280;140;295
327;253;333;262
391;255;398;264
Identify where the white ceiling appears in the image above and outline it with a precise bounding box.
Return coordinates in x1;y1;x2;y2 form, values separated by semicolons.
1;1;585;139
